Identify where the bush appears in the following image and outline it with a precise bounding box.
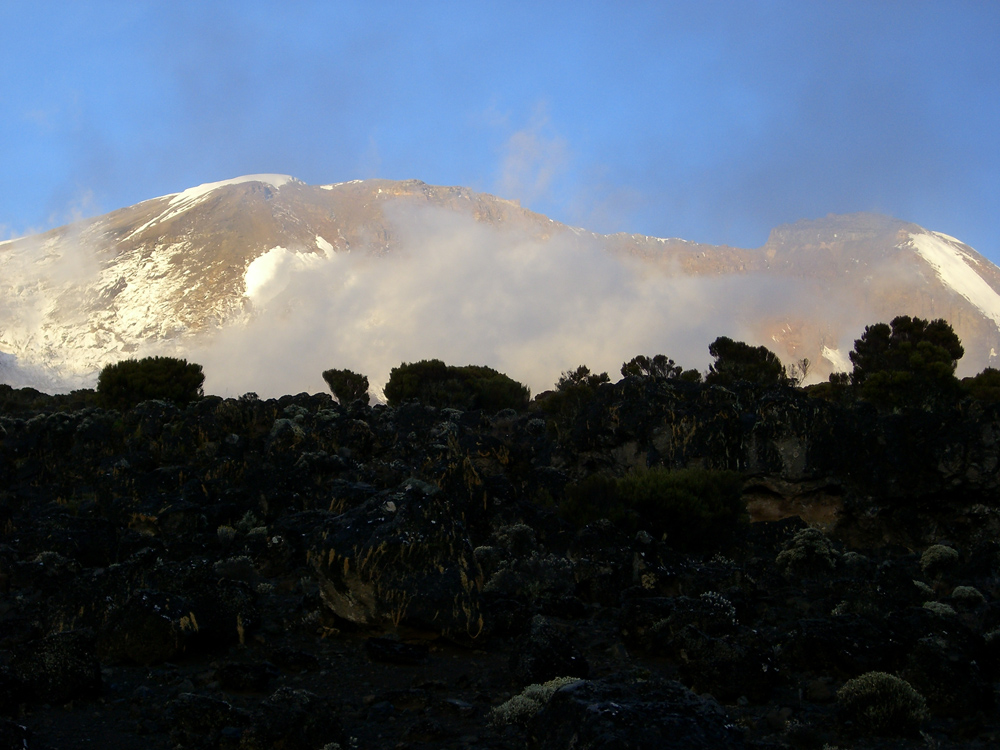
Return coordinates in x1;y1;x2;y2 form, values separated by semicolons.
560;468;746;553
776;527;840;579
321;368;369;404
919;544;959;577
96;356;204;410
383;359;529;412
488;677;581;728
836;672;927;735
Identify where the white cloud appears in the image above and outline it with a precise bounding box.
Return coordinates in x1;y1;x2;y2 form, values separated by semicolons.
189;200;823;399
494;104;570;206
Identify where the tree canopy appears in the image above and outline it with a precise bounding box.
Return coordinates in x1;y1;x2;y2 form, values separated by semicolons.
383;359;529;412
322;368;370;405
848;315;964;407
621;354;682;379
96;356;204;410
705;336;788;389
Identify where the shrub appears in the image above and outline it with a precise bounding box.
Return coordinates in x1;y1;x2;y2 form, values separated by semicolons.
383;359;529;412
922;601;956;617
488;676;581;728
96;356;204;410
321;368;369;404
836;672;927;735
950;585;986;607
776;527;840;579
919;544;959;577
560;468;746;553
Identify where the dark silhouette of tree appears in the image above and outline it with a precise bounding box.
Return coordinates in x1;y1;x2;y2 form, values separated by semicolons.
537;365;610;421
705;336;788;388
97;356;204;410
621;354;683;380
383;359;529;412
849;315;963;408
789;357;811;384
322;368;370;404
556;365;610;392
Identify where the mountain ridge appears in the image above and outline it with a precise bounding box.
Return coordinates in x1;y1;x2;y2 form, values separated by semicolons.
1;175;998;396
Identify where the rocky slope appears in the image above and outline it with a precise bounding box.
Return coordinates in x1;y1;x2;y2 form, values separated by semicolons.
2;176;1000;394
2;380;999;748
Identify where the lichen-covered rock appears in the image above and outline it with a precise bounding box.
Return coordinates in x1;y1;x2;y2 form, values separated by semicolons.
307;479;484;640
527;673;745;749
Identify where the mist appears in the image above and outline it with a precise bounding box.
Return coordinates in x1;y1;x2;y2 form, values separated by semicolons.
188;201;836;400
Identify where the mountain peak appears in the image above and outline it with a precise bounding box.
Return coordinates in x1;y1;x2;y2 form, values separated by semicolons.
1;181;999;396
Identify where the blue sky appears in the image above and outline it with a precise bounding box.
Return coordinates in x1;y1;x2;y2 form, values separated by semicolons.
2;1;999;262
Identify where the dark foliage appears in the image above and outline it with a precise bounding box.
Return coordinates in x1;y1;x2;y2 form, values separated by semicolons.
705;336;788;389
536;365;610;422
96;356;204;411
559;467;747;553
383;359;529;412
849;315;963;408
621;354;682;380
0;385;98;414
962;367;1000;404
321;368;370;404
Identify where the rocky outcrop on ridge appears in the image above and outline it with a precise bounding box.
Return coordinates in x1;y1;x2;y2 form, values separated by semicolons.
1;379;1000;748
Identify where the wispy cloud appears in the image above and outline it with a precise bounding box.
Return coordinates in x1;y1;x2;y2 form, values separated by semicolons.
494;104;570;207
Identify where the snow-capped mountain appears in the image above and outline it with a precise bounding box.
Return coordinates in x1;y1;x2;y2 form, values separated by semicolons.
1;175;998;396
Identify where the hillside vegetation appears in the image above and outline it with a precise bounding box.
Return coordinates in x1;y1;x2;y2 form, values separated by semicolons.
2;317;999;748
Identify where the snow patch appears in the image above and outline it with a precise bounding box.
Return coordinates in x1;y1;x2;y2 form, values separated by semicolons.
932;231;964;245
315;236;334;254
244;246;329;306
126;175;299;240
167;174;297;210
822;346;851;373
908;232;1000;327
